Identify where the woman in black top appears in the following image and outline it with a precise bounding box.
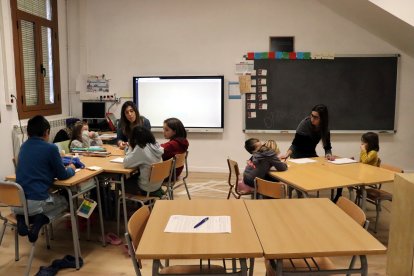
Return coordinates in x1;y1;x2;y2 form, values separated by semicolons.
281;104;334;160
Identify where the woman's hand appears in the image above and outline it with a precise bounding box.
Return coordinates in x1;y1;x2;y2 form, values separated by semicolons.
325;154;335;161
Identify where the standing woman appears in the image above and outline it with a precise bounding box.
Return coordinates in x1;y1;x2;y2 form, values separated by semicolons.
117;101;151;149
281;104;334;160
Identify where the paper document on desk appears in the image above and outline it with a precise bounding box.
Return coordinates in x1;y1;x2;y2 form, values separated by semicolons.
289;158;317;164
164;215;231;233
110;157;124;163
328;158;358;165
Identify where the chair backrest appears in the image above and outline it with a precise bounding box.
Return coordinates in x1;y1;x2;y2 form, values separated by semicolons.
149;158;174;184
0;181;26;207
380;162;404;173
254;177;286;199
336;196;366;227
55;140;70;154
227;158;240;189
174;152;187;169
127;205;151;250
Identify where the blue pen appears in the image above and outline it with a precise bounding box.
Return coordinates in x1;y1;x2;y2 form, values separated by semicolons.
194;217;209;228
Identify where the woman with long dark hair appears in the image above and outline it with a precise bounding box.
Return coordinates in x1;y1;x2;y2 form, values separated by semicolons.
116;101;151;149
281;104;334;160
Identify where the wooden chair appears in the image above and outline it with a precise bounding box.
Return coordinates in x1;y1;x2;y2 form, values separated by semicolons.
226;159;254;199
54;139;70;154
125;205;226;276
365;162;403;232
0;181;67;276
254;177;286;199
165;151;190;200
117;158;174;236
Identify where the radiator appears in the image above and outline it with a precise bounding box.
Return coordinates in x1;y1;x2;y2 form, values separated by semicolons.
12;117;72;159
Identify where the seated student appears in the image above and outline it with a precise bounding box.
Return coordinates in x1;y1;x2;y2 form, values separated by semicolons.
333;132;380;202
243;138;288;189
52;118;80;143
161;118;189;178
123;126;165;198
69;121;103;150
13;115;76;242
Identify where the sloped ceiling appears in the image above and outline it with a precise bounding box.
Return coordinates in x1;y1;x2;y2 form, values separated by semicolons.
318;0;414;58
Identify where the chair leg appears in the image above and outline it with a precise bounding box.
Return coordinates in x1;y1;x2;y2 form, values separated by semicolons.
374;200;382;233
346;255;357;276
44;225;51;249
227;188;232;199
25;243;36;276
15;227;19;261
117;197;122;237
183;180;191;200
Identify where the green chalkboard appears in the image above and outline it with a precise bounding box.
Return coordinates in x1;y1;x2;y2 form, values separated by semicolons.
244;55;398;132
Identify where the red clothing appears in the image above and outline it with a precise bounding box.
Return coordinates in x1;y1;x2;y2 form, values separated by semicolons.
161;138;189;177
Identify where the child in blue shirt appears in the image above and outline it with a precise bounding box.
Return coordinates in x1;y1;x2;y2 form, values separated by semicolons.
13;115;76;242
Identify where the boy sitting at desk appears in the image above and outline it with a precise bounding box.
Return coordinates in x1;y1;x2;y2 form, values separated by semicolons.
13;115;76;242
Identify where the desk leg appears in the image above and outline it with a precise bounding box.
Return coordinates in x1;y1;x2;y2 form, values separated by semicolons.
360;255;368;276
240;258;248;276
153;259;162;276
288;186;293;198
248;258;255;276
121;176;128;234
95;177;106;247
66;188;81;270
360;186;367;212
275;259;283;276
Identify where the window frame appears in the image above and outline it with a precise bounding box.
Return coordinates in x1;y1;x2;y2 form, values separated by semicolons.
10;0;62;119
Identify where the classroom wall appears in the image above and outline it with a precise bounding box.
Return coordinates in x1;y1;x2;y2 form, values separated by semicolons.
0;0;413;179
0;0;71;178
66;0;414;173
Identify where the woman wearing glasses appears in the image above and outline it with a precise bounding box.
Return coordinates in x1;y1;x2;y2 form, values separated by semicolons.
280;104;334;160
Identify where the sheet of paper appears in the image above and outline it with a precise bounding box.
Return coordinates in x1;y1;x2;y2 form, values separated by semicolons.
87;166;102;171
164;215;231;233
289;158;317;164
328;158;358;165
99;133;116;139
110;157;124;163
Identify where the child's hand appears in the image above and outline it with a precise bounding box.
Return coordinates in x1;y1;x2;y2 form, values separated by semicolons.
68;164;76;171
88;131;95;138
118;141;126;150
360;144;366;151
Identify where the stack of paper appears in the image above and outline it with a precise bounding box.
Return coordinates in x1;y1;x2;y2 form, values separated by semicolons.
328;158;358;165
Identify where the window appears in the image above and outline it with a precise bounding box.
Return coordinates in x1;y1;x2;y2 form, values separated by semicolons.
10;0;61;118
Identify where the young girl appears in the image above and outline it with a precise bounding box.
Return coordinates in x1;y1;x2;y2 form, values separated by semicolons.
161;118;189;178
123;126;164;196
333;132;380;202
243;138;288;188
69;121;102;150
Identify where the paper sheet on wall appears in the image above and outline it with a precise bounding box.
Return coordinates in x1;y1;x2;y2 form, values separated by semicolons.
239;75;252;94
164;215;231;233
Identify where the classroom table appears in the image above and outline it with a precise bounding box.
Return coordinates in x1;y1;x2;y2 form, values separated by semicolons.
245;198;387;275
269;157;396;210
136;199;263;276
101;144;125;156
80;155;135;234
6;168;106;270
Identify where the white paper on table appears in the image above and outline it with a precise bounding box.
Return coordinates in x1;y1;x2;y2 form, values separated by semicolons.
87;166;102;171
99;133;116;139
164;215;231;233
328;158;358;165
110;157;124;163
289;158;317;164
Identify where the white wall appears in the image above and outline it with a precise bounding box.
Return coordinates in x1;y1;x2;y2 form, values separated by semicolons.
1;0;412;179
65;0;414;173
370;0;414;27
0;0;71;179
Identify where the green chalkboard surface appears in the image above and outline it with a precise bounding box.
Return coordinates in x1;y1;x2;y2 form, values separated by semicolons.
244;56;398;132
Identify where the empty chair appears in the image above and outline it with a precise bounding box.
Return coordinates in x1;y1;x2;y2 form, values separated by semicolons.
254;177;286;199
125;205;226;276
165;151;190;200
117;158;174;236
365;163;403;232
226;159;254;199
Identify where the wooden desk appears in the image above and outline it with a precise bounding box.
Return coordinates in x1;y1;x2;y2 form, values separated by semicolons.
269;158;396;206
80;155;135;233
137;200;263;276
245;199;386;275
5;168;105;270
101;144;125;156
